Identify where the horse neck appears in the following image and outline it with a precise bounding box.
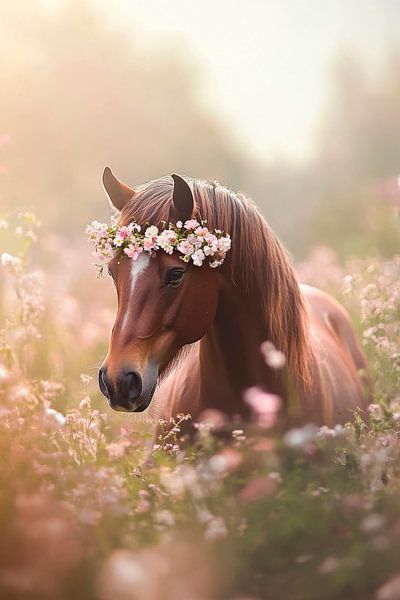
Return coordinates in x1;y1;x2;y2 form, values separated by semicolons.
198;281;286;416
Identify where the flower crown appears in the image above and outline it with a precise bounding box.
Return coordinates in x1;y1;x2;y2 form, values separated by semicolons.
86;218;231;273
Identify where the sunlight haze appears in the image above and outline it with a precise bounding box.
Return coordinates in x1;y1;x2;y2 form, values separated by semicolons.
90;0;400;162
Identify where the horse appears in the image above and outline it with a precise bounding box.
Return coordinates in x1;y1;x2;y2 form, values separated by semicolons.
98;167;370;430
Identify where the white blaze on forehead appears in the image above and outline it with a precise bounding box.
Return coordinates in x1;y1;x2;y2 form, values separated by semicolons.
121;253;151;330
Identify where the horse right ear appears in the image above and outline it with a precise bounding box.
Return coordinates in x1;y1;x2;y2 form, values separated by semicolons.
171;174;194;222
102;167;135;211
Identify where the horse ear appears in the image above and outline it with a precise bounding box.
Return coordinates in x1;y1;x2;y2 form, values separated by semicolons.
171;174;194;222
102;167;135;211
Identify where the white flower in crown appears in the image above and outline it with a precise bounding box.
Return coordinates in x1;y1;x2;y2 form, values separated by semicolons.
192;249;205;266
157;229;178;255
217;236;231;253
145;225;159;238
86;220;108;241
143;225;159;252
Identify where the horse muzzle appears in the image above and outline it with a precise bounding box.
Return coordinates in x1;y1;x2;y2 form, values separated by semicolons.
98;362;158;413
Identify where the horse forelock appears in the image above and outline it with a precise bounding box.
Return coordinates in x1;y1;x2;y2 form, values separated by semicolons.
119;176;312;388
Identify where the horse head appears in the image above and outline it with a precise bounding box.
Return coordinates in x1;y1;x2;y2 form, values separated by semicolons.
98;168;222;413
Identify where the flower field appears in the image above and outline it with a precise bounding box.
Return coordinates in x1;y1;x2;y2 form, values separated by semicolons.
0;214;399;600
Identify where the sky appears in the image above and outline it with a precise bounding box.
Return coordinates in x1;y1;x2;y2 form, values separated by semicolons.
44;0;400;162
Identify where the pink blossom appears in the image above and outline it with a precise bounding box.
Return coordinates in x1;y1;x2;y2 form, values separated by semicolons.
239;476;279;503
376;574;400;600
177;239;194;256
205;232;217;245
261;341;286;369
209;448;242;475
184;219;200;230
368;403;384;420
114;226;130;247
194;226;209;238
143;238;156;251
243;387;281;428
124;244;143;260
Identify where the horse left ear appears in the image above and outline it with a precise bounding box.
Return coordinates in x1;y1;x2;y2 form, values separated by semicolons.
102;167;135;211
171;174;194;222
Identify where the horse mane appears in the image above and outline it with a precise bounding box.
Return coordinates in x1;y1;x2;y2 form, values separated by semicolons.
119;176;312;388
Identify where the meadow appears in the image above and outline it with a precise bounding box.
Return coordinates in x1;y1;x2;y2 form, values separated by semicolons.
0;211;399;600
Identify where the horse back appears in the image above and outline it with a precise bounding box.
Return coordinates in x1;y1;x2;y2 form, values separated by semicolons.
301;284;370;424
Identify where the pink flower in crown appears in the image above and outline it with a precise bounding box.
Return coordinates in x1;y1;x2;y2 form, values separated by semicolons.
120;226;130;238
194;226;209;238
203;235;218;256
94;240;115;263
124;244;143;260
143;238;155;251
177;239;194;256
114;226;131;247
205;231;217;245
184;219;200;230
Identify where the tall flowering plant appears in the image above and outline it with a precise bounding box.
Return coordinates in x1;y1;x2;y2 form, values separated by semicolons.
86;218;231;273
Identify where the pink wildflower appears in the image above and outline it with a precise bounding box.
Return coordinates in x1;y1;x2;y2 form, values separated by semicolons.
239;476;279;503
261;341;286;369
243;387;281;428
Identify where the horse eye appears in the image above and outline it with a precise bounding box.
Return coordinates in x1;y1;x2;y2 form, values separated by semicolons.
166;269;184;287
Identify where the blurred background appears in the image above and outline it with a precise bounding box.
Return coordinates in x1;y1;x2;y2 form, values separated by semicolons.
1;0;399;259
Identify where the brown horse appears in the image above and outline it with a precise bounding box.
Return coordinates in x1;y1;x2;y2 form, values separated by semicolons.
98;168;369;428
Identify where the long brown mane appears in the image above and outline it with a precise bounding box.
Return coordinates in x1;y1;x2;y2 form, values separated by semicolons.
119;176;312;388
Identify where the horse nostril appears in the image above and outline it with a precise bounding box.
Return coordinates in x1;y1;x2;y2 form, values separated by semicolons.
98;367;111;399
118;369;143;400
